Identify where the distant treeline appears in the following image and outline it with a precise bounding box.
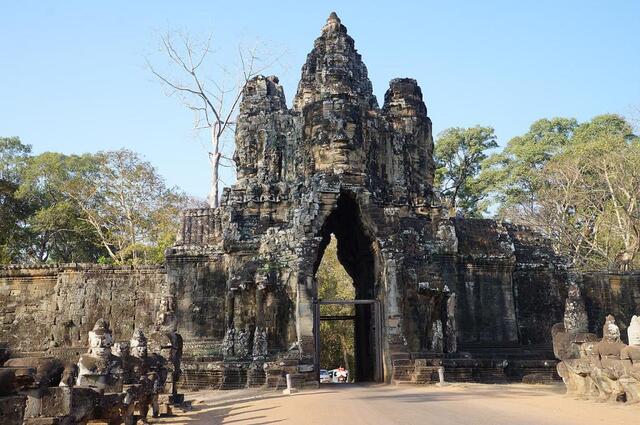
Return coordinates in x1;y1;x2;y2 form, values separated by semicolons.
2;113;638;270
0;138;201;265
433;113;639;271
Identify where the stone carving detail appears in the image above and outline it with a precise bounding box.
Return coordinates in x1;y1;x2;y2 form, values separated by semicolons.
234;328;252;360
564;284;588;333
151;295;183;395
252;326;268;360
431;320;444;353
620;315;640;403
76;319;123;392
446;293;458;354
129;329;161;419
553;288;640;404
222;328;235;358
628;315;640;346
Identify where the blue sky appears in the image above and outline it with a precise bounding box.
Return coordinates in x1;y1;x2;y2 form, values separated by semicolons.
2;1;638;198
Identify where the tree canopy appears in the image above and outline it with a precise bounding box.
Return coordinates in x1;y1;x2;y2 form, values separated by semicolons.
0;139;190;265
317;236;355;378
433;126;497;217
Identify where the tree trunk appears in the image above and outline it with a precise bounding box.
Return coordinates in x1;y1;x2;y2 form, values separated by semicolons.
340;335;350;381
209;125;221;208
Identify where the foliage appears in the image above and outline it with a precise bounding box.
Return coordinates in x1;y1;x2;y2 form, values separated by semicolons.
1;139;188;265
317;236;355;377
0;137;34;263
481;117;578;218
531;115;639;270
484;114;639;271
433;126;497;217
16;152;106;262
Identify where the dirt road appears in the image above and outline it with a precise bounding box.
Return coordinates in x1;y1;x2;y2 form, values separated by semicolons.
155;383;638;425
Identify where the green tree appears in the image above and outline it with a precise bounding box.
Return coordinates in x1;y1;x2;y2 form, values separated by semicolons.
17;149;187;264
487;114;639;270
433;126;497;217
481;117;578;219
317;236;355;378
533;115;639;270
0;137;32;263
87;149;188;264
16;151;106;262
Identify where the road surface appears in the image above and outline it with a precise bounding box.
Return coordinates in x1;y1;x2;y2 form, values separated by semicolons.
155;383;638;425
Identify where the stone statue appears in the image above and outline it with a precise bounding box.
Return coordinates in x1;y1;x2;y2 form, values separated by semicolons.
445;293;457;353
252;326;268;360
591;315;627;402
129;329;159;419
564;284;588;333
620;315;640;403
58;363;78;387
3;356;64;389
552;287;599;398
431;320;443;353
235;327;252;359
76;319;123;392
222;328;236;358
152;295;183;395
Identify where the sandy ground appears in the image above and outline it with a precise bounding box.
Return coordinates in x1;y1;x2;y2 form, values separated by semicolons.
152;383;638;425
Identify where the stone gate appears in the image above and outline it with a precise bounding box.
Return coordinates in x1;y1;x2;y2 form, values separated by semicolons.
164;13;571;387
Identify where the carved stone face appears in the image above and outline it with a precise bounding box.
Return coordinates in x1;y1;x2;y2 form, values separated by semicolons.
567;284;581;300
130;330;148;358
88;319;113;355
306;101;363;175
603;315;621;342
112;342;129;357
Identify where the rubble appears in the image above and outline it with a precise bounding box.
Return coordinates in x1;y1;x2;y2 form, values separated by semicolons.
553;288;640;404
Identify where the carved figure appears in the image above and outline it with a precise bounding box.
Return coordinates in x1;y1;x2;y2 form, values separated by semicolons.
129;329;160;419
445;293;457;353
76;319;123;392
620;315;640;403
235;327;252;359
591;315;626;402
431;320;443;353
252;326;268;360
152;295;183;395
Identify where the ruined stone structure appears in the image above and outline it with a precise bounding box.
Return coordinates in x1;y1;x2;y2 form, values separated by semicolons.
2;14;640;398
553;288;640;404
162;13;579;386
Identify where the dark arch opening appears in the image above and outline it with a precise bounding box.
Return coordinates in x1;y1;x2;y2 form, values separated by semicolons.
314;192;377;382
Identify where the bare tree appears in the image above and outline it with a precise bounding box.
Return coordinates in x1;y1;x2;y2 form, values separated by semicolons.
148;32;276;207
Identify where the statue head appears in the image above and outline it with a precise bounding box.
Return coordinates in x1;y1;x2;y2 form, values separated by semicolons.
88;319;113;355
156;296;178;332
581;341;598;358
112;341;130;358
255;270;268;290
160;295;176;313
628;315;640;346
567;284;582;300
307;100;363;175
602;315;621;343
130;329;148;358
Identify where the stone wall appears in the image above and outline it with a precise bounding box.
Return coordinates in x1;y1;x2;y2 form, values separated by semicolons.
581;272;640;341
0;264;166;357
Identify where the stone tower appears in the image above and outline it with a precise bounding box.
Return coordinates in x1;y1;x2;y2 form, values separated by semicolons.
166;13;568;386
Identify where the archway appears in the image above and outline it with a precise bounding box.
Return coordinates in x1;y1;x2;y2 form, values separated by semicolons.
313;193;381;382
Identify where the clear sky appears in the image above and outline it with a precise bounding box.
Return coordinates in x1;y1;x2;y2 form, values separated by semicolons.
2;1;638;199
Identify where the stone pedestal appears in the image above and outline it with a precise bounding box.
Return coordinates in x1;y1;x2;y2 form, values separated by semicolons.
0;394;27;425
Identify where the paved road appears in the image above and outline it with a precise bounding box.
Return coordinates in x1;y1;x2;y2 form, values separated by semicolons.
156;383;638;425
